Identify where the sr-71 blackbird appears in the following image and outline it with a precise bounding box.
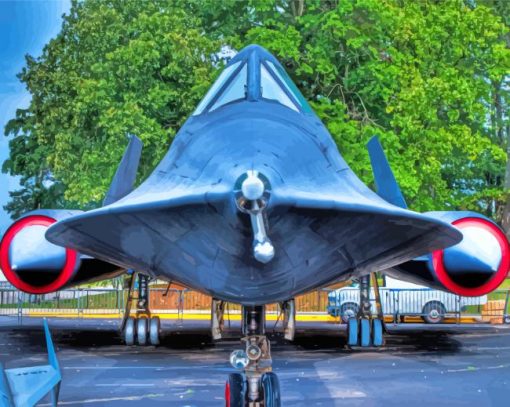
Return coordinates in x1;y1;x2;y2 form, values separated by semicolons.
1;45;508;406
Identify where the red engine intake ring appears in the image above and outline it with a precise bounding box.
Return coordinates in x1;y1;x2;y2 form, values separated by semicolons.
432;217;510;297
0;215;78;294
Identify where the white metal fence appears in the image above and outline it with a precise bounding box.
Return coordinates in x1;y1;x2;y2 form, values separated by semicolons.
0;287;509;324
326;287;510;324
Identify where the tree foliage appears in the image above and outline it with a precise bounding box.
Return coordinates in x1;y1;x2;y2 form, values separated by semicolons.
3;0;510;222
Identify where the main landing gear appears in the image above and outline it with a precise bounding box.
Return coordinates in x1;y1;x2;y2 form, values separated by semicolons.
225;305;281;407
211;299;226;340
121;272;161;346
346;273;385;348
281;299;296;341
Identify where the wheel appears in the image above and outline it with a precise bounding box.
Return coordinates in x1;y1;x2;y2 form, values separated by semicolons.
372;319;384;347
340;302;359;324
124;317;135;346
136;317;148;345
225;373;246;407
422;301;446;324
504;315;510;325
149;316;161;346
261;372;281;407
360;318;371;347
347;318;358;346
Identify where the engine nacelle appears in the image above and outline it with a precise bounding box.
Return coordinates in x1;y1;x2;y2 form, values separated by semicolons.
430;213;510;296
0;210;122;294
390;212;510;296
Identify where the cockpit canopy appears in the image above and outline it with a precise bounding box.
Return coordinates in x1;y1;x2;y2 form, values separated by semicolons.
193;45;312;115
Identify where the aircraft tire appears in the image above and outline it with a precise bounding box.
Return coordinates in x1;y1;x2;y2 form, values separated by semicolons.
372;319;384;347
261;372;281;407
422;301;446;324
149;316;161;346
360;318;371;347
225;373;246;407
347;318;358;346
137;317;148;346
124;317;135;346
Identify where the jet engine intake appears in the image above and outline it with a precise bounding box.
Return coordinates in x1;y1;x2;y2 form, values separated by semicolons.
0;213;80;294
387;213;510;297
431;216;510;296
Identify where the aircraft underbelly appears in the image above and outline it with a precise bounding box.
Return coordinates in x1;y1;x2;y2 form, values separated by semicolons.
46;201;452;305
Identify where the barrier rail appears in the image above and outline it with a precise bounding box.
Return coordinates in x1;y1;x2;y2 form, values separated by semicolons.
326;287;510;324
0;287;509;325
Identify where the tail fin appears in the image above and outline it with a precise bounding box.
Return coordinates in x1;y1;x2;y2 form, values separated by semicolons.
103;134;143;206
1;319;62;406
367;136;407;209
0;363;13;406
44;319;59;371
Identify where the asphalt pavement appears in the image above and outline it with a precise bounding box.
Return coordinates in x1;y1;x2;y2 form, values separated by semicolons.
0;317;509;406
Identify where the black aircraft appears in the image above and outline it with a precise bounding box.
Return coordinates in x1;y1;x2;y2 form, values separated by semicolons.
1;45;508;406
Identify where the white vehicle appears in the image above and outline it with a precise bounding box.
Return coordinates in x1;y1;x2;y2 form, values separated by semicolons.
327;276;487;324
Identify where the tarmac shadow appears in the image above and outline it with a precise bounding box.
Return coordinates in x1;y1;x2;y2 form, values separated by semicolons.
290;330;462;356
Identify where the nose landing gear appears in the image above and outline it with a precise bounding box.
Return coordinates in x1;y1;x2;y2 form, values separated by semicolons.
121;272;161;346
225;305;281;407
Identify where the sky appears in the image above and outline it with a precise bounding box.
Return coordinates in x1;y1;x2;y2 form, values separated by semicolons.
0;0;70;235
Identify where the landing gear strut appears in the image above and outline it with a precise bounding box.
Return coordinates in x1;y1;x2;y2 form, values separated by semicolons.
212;299;226;340
346;273;385;348
281;299;295;341
226;305;281;406
121;272;161;346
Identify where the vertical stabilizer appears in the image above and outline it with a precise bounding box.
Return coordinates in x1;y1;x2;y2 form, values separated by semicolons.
44;319;59;371
0;363;14;406
2;320;62;406
367;136;407;209
103;134;143;206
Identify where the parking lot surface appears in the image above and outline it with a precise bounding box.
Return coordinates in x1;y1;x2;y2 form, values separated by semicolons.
0;317;509;406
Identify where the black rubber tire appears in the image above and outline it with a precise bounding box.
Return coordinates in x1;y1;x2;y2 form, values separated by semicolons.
149;316;161;346
261;372;281;407
422;301;446;324
124;317;135;346
225;373;246;407
136;317;148;345
340;302;359;324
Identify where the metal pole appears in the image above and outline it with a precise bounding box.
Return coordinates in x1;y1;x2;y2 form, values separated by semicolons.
17;291;22;326
358;275;371;319
456;295;461;324
504;289;510;324
394;291;399;325
78;289;83;318
371;273;384;320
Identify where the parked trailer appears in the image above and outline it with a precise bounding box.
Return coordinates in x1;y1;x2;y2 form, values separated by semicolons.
327;277;487;323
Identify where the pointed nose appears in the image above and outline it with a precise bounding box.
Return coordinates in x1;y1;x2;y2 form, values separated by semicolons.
241;173;265;200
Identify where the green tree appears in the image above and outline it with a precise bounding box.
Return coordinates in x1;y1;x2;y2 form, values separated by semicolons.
3;0;510;228
4;0;220;208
